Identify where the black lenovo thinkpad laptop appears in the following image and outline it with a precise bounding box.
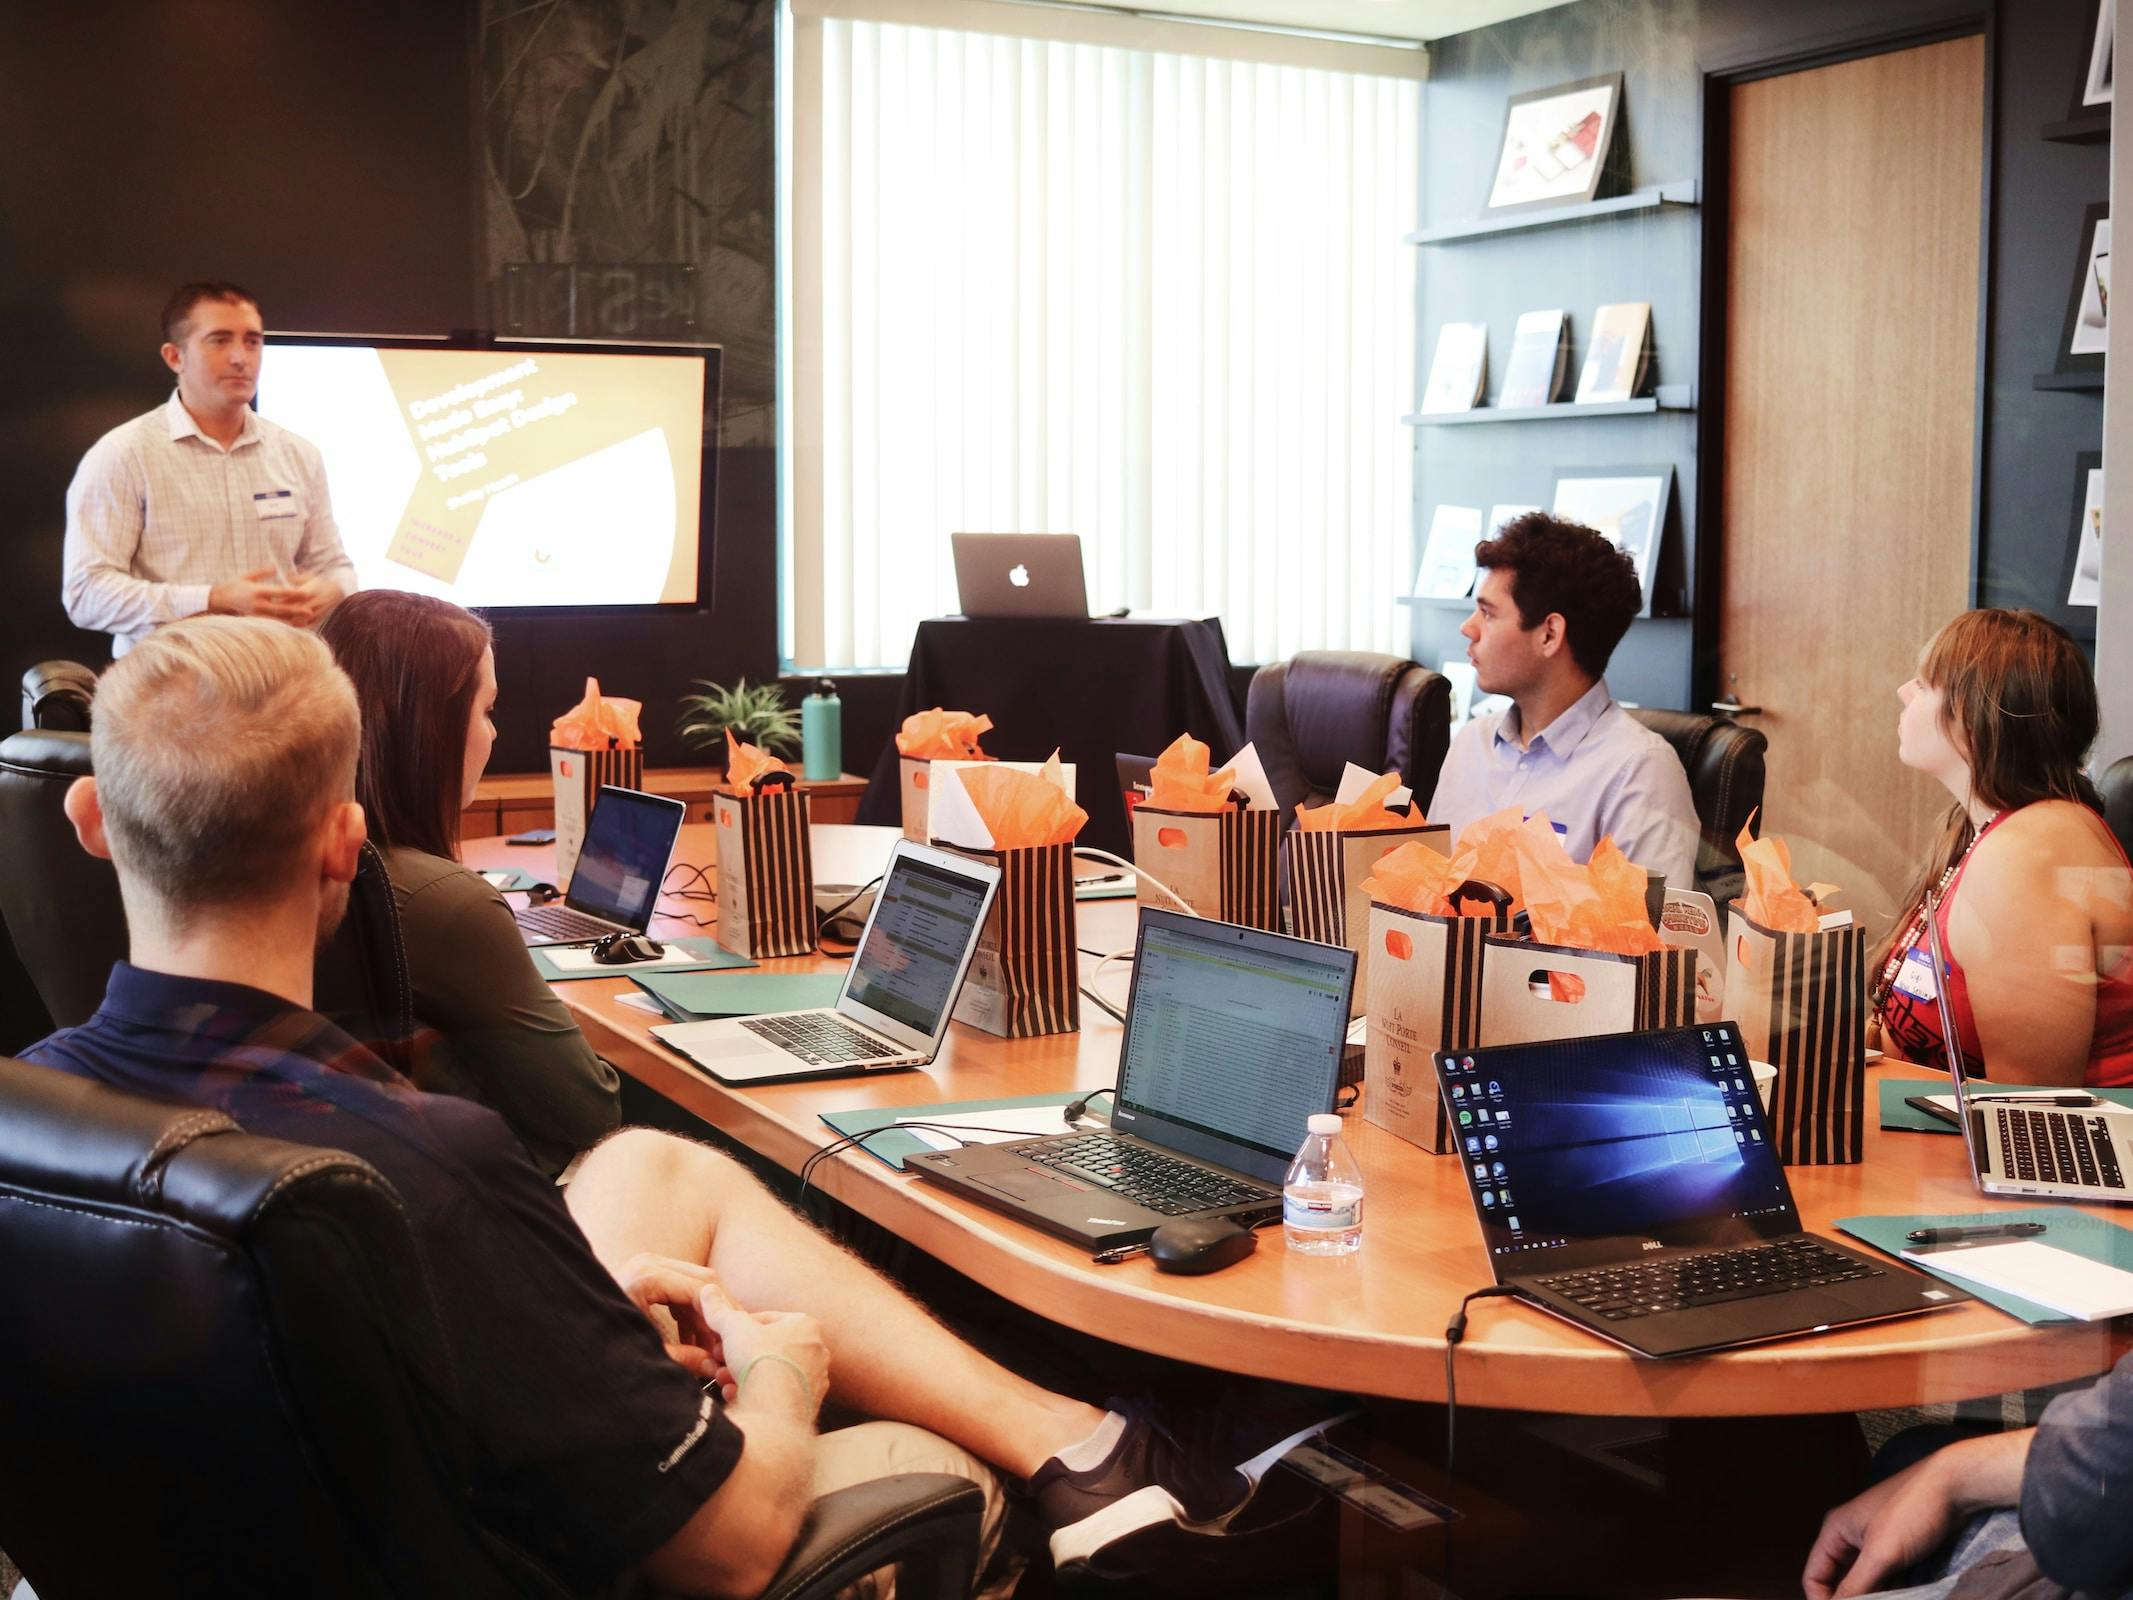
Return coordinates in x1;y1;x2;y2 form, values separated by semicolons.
1438;1024;1969;1358
904;909;1356;1250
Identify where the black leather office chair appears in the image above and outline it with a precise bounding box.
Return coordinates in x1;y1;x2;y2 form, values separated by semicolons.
1625;708;1768;909
19;660;95;733
0;729;414;1066
2102;755;2133;862
0;1055;985;1599
1246;652;1452;819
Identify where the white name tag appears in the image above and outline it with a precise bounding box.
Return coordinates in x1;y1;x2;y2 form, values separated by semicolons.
253;489;298;520
1893;945;1940;1003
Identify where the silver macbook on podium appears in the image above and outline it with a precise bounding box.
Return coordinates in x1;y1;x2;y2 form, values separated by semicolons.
951;533;1089;618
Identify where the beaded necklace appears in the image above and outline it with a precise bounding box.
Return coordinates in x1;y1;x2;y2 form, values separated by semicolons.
1870;812;2001;1016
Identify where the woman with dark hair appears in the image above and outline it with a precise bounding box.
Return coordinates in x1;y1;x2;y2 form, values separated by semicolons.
1873;609;2133;1087
320;589;619;1171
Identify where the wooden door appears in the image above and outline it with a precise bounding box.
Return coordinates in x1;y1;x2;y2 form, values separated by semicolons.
1720;35;1983;928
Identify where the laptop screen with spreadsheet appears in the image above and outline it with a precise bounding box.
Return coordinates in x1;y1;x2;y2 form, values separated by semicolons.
1108;911;1355;1183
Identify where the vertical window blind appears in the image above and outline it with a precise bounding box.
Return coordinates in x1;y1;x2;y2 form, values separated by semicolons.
785;13;1420;672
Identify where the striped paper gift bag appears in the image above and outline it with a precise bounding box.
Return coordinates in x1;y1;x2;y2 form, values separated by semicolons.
1361;890;1511;1152
1476;937;1697;1046
1131;804;1281;930
1725;910;1867;1165
946;840;1080;1038
711;775;817;959
1285;822;1449;1015
549;743;645;888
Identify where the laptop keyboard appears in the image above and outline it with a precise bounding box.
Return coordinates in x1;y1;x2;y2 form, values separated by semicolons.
517;905;623;942
1998;1108;2127;1189
1023;1134;1279;1218
740;1012;904;1065
1534;1237;1882;1323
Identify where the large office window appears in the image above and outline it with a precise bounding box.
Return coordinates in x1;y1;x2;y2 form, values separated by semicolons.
784;6;1422;671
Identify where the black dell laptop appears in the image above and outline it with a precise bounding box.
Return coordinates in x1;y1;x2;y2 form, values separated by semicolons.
1437;1024;1970;1357
904;909;1356;1250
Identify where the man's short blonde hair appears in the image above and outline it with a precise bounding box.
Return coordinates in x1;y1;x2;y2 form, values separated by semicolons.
91;616;360;916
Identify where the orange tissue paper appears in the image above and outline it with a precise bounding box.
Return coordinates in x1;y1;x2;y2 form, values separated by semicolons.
1294;771;1424;833
721;729;795;794
953;754;1088;847
551;677;642;750
1148;733;1239;814
1735;811;1824;934
896;708;994;761
1361;841;1469;917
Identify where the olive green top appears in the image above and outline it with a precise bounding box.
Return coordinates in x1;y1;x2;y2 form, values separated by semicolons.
383;845;620;1175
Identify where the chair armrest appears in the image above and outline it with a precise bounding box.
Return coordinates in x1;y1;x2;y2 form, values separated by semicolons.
760;1472;986;1600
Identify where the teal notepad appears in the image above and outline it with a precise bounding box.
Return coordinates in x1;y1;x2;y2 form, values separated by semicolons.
530;937;754;983
1878;1079;2133;1133
478;867;537;891
1837;1209;2133;1325
633;969;843;1020
821;1094;1091;1171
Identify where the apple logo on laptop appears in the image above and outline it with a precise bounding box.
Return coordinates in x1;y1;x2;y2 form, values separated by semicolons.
1008;563;1031;588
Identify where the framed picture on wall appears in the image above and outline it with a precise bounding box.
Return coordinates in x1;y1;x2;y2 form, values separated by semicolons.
2057;203;2110;374
1484;73;1624;214
1550;465;1673;617
2084;0;2113;108
2064;450;2104;613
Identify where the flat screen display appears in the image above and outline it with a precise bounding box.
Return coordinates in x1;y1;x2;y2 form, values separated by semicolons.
1113;911;1355;1176
1438;1023;1798;1269
257;337;716;609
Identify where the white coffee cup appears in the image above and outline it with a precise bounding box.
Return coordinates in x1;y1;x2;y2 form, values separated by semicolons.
1750;1060;1777;1113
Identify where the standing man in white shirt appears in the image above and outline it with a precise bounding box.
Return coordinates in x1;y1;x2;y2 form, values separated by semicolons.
62;281;356;657
1430;512;1702;890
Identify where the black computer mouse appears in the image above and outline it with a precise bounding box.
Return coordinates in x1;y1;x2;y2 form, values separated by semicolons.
592;933;666;965
1148;1216;1258;1275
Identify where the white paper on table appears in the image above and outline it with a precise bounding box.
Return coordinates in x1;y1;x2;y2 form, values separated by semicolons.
1899;1240;2133;1320
899;1105;1077;1152
1226;742;1278;812
543;944;706;973
1335;761;1412;813
924;758;1076;850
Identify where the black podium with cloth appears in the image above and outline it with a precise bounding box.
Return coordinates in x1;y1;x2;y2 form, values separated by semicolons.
859;616;1244;858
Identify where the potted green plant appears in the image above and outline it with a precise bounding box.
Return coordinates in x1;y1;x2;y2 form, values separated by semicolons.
676;678;803;763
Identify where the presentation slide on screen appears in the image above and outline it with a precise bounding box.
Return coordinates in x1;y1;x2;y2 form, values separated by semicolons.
259;345;705;607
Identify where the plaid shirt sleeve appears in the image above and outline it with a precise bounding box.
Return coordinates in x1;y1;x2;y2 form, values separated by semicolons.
62;423;215;641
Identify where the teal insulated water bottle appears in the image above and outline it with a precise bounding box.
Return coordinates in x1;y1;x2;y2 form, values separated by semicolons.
801;678;842;781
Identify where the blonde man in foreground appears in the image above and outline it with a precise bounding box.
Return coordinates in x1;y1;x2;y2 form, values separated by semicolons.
21;616;1264;1597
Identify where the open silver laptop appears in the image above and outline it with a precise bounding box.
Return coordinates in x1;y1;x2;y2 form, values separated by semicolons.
1926;897;2133;1201
652;841;1001;1085
951;533;1089;618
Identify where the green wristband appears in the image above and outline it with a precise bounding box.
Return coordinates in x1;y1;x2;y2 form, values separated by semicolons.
738;1352;815;1408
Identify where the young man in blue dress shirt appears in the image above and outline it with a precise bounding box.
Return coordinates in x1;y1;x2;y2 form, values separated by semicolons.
1429;513;1701;891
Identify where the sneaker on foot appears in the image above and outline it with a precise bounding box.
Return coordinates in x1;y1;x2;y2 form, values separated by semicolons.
1031;1402;1331;1584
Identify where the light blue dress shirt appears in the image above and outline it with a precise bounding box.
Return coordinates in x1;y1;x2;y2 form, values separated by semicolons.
1429;678;1701;891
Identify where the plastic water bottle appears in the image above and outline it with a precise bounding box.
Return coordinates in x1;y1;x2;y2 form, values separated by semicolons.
801;678;842;782
1283;1113;1364;1256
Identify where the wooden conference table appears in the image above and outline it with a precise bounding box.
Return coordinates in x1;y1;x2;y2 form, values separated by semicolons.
464;823;2130;1419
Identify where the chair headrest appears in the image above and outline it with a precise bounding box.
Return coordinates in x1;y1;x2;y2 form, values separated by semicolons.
22;660;96;732
0;726;94;778
0;1056;379;1234
1281;652;1412;784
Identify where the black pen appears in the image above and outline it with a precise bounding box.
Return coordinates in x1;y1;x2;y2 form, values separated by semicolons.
1906;1222;2048;1245
1970;1093;2101;1108
1093;1241;1150;1264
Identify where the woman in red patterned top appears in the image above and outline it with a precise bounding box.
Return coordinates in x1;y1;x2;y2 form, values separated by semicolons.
1872;609;2133;1087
